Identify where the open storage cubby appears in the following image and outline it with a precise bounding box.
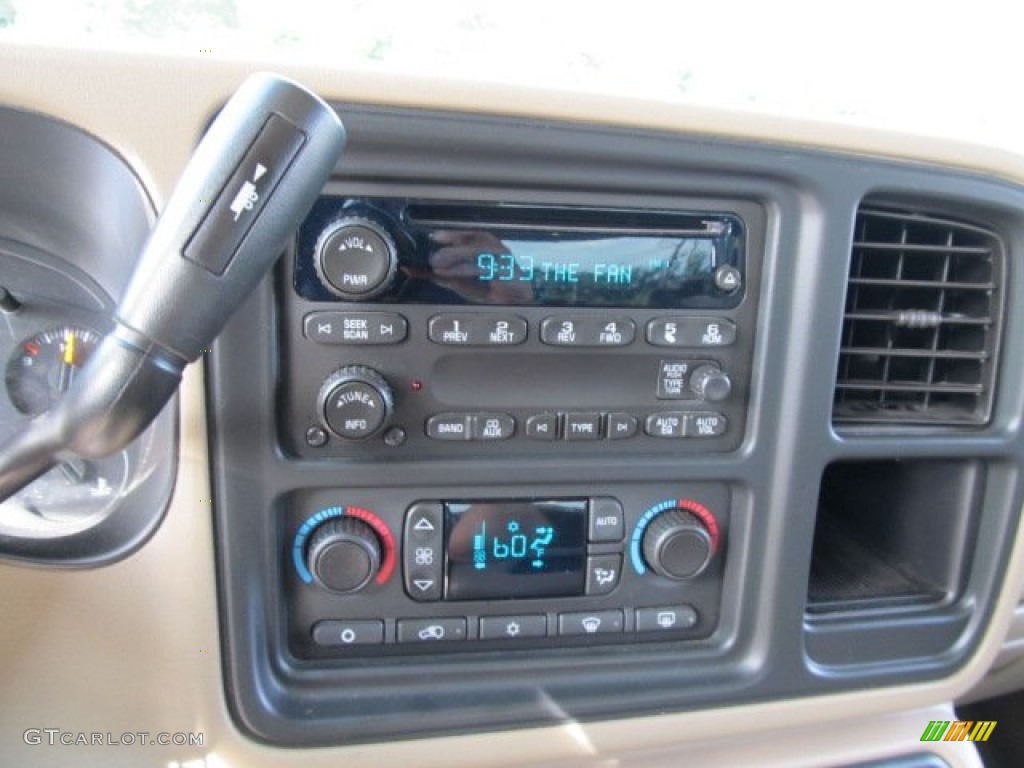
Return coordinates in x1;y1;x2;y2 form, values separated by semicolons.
808;459;983;613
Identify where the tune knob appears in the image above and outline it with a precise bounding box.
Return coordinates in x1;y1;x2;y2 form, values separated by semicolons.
306;517;382;593
690;364;732;403
641;508;714;580
314;216;398;300
317;366;394;440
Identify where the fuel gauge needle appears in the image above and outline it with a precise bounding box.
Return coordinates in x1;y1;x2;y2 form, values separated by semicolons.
57;328;76;393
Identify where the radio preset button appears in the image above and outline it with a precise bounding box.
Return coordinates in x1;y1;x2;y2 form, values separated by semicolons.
525;413;559;440
312;620;385;647
647;317;736;348
397;618;467;643
558;610;624;636
540;316;636;347
645;412;685;438
684;412;728;437
426;414;472;441
428;314;527;346
471;413;515;440
589;497;625;542
585;554;622;596
479;615;548;640
635;605;699;633
605;413;638;440
564;413;602;440
304;311;408;345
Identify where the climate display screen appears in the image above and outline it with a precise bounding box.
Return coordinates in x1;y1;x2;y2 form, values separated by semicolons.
445;499;587;600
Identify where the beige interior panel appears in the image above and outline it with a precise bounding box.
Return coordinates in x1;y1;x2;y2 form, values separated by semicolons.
0;42;1020;767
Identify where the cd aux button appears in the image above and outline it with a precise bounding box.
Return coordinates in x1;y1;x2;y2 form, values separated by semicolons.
471;413;515;440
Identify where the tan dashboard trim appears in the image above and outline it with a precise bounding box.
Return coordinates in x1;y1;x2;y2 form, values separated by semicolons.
0;41;1014;767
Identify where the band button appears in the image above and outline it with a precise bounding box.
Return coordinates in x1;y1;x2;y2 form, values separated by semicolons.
426;414;472;441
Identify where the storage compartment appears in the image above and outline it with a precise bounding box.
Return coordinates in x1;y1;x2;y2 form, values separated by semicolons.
808;460;983;613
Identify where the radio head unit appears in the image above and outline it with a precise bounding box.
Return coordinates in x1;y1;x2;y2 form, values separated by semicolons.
279;195;761;460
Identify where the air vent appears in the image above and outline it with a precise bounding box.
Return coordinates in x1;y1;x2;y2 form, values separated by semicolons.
833;207;1004;426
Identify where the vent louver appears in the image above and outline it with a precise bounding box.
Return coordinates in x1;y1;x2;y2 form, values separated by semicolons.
833;207;1003;426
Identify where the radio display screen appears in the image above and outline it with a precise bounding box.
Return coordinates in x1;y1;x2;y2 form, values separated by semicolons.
444;499;587;600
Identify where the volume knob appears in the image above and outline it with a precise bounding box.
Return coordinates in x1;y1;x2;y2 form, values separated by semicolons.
306;517;382;593
314;216;398;300
317;366;394;440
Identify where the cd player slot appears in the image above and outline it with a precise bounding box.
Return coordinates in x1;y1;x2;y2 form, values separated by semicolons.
403;203;728;236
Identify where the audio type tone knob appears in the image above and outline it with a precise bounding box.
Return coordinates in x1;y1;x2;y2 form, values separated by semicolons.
641;508;714;580
306;517;382;593
317;366;394;439
314;216;398;300
690;364;732;403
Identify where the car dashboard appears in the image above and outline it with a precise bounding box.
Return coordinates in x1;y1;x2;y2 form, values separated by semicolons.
1;43;1024;768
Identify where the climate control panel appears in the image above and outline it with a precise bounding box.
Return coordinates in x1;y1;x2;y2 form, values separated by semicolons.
285;484;729;657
